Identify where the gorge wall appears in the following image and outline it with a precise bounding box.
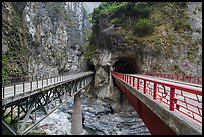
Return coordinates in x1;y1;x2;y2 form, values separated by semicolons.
2;2;91;84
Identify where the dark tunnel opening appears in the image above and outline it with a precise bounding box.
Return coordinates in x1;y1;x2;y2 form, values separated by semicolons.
86;61;96;73
112;58;139;74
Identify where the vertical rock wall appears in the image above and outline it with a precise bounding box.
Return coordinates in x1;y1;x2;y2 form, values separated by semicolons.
2;2;91;83
24;2;91;78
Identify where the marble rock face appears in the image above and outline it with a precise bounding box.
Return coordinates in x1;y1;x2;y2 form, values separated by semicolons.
24;2;91;78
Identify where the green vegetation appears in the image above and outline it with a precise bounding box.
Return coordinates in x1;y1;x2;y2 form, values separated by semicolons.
93;2;129;15
92;2;151;18
110;18;121;25
2;2;28;85
170;65;185;74
2;54;9;85
174;18;192;32
84;44;97;60
187;44;200;62
133;18;154;37
132;2;151;18
91;2;151;27
86;31;93;41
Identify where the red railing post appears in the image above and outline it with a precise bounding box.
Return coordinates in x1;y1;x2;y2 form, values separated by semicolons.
137;78;140;90
133;77;135;88
198;77;200;84
128;76;130;84
143;80;146;94
129;76;131;85
128;75;130;84
153;83;157;100
169;87;175;111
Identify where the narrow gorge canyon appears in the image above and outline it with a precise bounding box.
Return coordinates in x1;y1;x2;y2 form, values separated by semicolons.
2;2;202;135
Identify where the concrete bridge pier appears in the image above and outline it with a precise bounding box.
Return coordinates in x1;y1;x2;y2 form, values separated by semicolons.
68;92;86;135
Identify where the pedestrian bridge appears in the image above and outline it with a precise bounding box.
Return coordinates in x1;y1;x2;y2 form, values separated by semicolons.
2;71;202;135
2;72;94;135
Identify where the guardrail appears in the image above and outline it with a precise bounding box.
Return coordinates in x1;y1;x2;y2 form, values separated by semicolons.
2;71;75;87
112;71;202;124
2;72;94;99
138;72;202;85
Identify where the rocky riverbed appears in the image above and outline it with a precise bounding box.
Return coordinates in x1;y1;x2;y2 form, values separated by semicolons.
32;92;150;135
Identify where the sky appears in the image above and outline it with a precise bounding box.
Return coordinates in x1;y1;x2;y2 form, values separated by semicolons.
83;2;101;13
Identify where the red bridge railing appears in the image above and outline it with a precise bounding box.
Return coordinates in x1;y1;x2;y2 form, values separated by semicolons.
112;71;202;124
138;72;202;85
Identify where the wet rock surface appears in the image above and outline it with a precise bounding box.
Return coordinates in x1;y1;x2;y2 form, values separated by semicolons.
35;93;150;135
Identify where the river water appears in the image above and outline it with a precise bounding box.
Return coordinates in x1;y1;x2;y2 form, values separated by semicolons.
34;92;150;135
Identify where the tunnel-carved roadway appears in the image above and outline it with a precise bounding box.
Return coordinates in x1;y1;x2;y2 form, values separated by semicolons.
112;58;139;74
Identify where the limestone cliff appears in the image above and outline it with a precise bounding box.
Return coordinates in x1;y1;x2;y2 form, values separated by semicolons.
2;2;91;84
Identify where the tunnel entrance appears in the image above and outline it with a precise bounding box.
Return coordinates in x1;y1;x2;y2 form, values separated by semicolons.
86;61;96;73
112;58;139;74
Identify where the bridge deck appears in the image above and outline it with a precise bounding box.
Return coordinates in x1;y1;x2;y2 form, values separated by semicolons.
112;71;202;135
2;72;93;99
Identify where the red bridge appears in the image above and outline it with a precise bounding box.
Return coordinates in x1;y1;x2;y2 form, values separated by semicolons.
111;71;202;135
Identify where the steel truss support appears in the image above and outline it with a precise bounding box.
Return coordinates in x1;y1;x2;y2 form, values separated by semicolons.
2;73;94;135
